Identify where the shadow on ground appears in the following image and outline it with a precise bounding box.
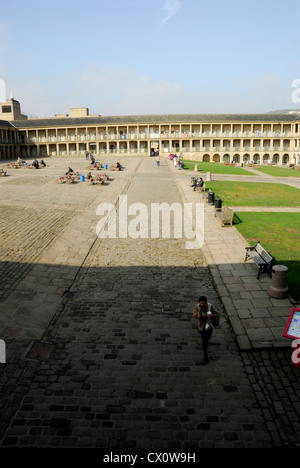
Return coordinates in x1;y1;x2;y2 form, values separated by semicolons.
0;260;299;448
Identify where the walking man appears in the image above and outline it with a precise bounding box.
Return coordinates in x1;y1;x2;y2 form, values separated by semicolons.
193;296;220;364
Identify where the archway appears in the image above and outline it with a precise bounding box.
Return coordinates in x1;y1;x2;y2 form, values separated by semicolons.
283;154;289;165
213;154;220;162
253;154;260;165
203;154;210;162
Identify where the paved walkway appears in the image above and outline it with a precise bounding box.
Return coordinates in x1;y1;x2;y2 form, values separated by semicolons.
168;161;300;350
0;155;299;449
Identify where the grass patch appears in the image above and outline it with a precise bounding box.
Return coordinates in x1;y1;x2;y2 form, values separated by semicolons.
254;166;300;177
205;181;300;207
182;160;255;176
234;212;300;301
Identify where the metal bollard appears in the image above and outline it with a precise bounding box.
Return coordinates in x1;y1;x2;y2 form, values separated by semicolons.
269;265;288;299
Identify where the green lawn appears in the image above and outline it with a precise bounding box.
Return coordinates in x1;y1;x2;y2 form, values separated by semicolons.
234;212;300;301
205;181;300;207
182;160;255;176
254;166;300;177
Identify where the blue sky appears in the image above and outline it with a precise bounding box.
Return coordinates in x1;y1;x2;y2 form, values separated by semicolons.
0;0;300;116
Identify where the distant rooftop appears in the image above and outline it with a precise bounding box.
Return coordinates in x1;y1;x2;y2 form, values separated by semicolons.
11;113;300;128
0;119;16;128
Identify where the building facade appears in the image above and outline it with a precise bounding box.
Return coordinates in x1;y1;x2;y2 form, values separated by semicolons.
0;120;19;159
1;98;300;165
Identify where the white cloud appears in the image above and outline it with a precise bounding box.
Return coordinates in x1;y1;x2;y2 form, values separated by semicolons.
5;65;297;118
159;0;182;27
6;64;190;117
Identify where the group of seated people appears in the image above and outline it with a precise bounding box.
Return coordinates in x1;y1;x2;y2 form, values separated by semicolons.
32;159;46;168
17;157;26;165
17;157;46;168
190;177;204;191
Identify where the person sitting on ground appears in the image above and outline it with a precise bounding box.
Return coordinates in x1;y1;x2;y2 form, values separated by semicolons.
116;162;121;168
17;156;25;165
86;172;92;179
90;154;95;164
40;159;46;167
65;167;74;175
32;159;39;169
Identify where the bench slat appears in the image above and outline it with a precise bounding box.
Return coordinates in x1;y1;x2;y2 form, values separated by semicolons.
215;204;233;227
245;242;274;279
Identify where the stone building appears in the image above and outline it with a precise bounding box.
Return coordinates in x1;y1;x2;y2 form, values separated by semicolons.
0;97;300;165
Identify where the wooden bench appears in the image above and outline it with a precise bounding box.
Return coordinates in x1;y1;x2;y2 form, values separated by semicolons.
87;163;103;170
214;204;234;227
109;164;122;171
97;173;109;181
86;176;104;185
3;163;19;169
55;176;75;184
245;241;274;279
0;169;7;177
67;171;80;180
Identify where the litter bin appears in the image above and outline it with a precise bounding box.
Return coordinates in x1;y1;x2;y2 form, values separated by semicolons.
79;175;85;182
269;265;288;299
104;164;108;169
208;191;215;205
215;198;222;210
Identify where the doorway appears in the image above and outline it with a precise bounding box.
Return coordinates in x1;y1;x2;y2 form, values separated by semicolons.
150;141;159;156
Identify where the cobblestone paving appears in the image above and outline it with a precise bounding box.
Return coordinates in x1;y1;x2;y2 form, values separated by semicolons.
0;206;75;300
0;176;105;207
0;156;299;449
1;238;268;448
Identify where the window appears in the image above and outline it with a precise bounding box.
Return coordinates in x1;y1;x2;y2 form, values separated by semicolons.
2;105;11;113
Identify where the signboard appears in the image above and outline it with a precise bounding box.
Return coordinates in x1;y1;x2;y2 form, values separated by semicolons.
283;308;300;340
